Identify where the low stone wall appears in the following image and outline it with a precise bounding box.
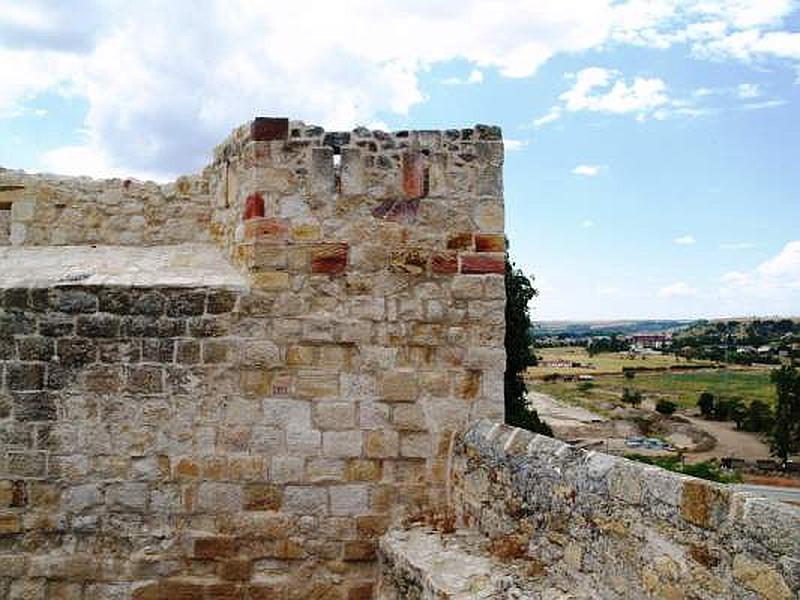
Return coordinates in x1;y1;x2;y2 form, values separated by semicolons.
0;170;211;246
444;420;799;599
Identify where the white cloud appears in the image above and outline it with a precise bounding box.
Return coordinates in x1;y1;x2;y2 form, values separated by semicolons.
718;241;800;313
0;0;617;177
561;67;669;117
740;99;787;110
504;139;527;151
532;107;562;127
757;240;800;281
535;66;689;126
658;282;698;297
674;234;696;245
2;0;800;177
572;164;600;176
720;241;756;250
737;83;760;98
580;219;595;228
441;69;484;85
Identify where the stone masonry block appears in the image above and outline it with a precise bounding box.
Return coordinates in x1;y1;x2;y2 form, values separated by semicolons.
330;484;369;516
378;371;418;402
313;403;356;431
296;370;339;399
474;233;505;253
197;482;243;513
251;117;289;142
283;486;328;515
364;430;399;458
323;431;363;458
311;243;348;275
7;363;45;390
460;253;504;274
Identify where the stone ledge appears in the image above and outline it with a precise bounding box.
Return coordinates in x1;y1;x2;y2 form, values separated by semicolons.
0;244;247;289
377;526;591;599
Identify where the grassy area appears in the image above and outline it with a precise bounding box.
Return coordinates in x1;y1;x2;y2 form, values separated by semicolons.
625;453;743;484
619;370;776;408
530;368;776;412
529;346;712;378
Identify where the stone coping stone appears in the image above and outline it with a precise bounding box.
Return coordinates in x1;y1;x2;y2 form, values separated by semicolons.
0;243;247;289
378;526;593;599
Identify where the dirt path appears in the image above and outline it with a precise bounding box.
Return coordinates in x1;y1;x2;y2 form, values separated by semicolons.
527;392;606;427
681;414;771;463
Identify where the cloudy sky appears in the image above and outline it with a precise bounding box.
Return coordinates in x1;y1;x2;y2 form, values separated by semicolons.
1;0;799;320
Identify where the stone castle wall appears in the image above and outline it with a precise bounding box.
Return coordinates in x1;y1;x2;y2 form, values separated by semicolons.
0;118;507;598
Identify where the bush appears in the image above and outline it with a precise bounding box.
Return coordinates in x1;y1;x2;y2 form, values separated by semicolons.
622;387;642;407
577;381;594;392
697;391;714;418
655;399;677;415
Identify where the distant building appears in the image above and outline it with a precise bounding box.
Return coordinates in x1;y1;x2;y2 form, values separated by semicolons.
629;333;671;350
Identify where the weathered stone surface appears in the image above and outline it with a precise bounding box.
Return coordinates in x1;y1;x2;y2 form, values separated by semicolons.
443;420;799;599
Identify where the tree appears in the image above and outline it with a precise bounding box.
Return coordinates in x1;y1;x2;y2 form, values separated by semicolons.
714;399;733;422
505;254;552;436
728;399;746;430
655;399;677;415
769;366;800;466
697;392;715;419
742;399;773;433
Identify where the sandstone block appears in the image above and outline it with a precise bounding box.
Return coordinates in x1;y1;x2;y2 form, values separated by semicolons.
252;271;290;290
400;432;432;458
323;431;363;458
283;486;328;515
106;483;149;513
287;426;322;454
306;458;346;482
311;243;348;275
330;484;369;516
364;430;399;458
262;399;310;428
243;483;282;511
378;371;418;402
197;482;242;513
296;369;339;399
460;253;504;274
270;456;304;484
343;540;376;562
346;460;383;482
314;403;356;431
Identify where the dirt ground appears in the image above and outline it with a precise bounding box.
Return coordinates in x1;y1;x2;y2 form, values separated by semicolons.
681;414;771;463
529;390;773;464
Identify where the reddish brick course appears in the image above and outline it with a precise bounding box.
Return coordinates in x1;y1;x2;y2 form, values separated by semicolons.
243;193;265;220
460;253;504;274
431;252;458;274
474;234;505;253
311;243;348;274
244;218;288;241
402;152;425;199
251;117;289;142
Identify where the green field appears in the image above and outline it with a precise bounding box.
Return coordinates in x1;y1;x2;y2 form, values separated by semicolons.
531;368;776;413
529;346;712;378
